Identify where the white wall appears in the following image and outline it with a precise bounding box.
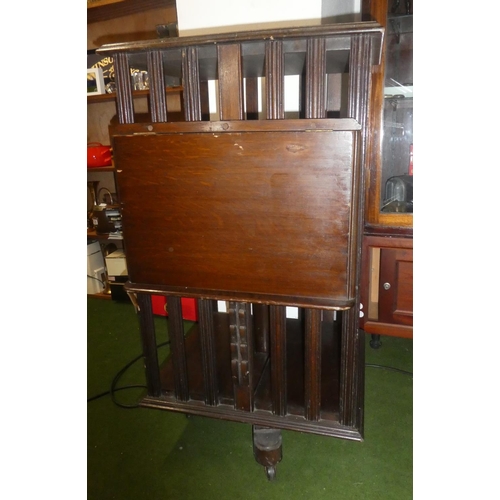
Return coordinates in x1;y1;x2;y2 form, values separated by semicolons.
177;0;361;36
177;0;323;36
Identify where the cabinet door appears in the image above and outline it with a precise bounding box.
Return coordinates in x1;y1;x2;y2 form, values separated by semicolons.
378;247;413;326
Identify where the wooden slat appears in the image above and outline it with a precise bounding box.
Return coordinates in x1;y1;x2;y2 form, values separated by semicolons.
304;308;322;421
305;38;326;119
245;77;259;120
348;33;373;128
270;305;287;416
182;47;202;121
347;37;372;287
339;308;364;430
200;80;210;121
136;293;161;397
147;50;167;122
167;295;189;401
114;52;135;124
228;301;253;411
265;40;284;119
197;298;218;405
217;44;244;120
253;304;269;354
111;117;361;135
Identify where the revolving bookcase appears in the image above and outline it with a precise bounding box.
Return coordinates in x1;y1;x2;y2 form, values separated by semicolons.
98;20;383;480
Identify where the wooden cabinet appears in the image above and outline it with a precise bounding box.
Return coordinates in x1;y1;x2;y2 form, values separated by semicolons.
361;235;412;340
361;0;413;341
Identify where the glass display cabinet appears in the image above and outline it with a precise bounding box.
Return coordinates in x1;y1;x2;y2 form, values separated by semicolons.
361;0;413;346
381;13;413;214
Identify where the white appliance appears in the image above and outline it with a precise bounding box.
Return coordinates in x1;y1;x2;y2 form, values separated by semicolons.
104;249;128;277
87;241;105;294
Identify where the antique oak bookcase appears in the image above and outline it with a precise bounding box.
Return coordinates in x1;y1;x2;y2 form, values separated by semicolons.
97;20;383;479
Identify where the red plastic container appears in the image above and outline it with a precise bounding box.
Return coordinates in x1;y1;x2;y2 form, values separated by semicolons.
87;142;112;167
151;295;198;321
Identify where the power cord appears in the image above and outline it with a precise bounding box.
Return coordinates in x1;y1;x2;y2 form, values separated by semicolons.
87;340;170;409
87;274;105;285
366;363;412;377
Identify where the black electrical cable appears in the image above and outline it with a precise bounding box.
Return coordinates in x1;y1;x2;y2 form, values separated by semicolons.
87;340;170;409
87;274;105;285
366;363;412;377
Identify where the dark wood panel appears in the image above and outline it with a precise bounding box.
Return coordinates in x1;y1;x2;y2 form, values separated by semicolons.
378;247;413;325
113;128;358;303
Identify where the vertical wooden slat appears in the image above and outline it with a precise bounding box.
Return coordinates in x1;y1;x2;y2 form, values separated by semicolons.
200;80;210;121
340;308;365;429
347;34;373;309
298;73;306;119
265;40;284;119
217;44;244;120
304;308;322;421
198;298;218;406
136;294;161;397
270;305;287;416
339;32;373;432
305;38;326;119
348;33;372;130
182;47;202;121
245;77;259;120
113;52;134;124
147;50;167;123
253;304;269;354
167;295;189;401
228;301;253;411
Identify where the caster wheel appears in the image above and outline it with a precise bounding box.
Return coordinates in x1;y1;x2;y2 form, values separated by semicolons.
369;334;382;349
265;466;276;481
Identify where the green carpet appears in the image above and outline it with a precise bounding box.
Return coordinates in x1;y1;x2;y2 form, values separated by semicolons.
88;297;412;499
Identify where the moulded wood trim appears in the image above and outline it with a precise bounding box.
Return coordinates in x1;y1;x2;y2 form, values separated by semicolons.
362;320;413;338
